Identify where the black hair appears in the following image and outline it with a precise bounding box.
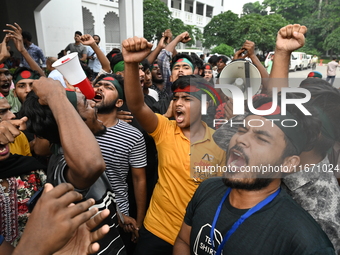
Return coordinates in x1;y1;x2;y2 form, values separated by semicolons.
106;48;121;63
12;67;41;85
190;54;204;74
218;55;229;64
299;79;340;157
208;55;219;66
75;31;82;36
171;53;196;70
22;31;32;42
141;59;150;72
110;52;124;72
18;91;62;144
93;34;100;41
93;73;125;101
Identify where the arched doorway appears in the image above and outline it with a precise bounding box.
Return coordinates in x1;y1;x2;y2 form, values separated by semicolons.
104;11;120;52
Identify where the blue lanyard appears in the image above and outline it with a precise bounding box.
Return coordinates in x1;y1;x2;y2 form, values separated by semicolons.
209;187;281;255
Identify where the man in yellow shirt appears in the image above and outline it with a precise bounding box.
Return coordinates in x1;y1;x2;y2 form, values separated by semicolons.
122;37;226;255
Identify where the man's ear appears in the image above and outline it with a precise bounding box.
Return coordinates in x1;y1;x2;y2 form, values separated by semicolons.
282;155;300;174
116;99;124;108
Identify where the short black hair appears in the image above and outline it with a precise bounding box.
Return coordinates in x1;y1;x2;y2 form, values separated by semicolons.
75;31;82;36
208;55;219;66
141;59;150;72
22;31;32;42
93;34;100;41
218;55;228;64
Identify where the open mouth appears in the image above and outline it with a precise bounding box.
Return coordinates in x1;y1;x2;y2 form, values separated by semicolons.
1;84;10;92
175;109;185;123
157;72;162;79
140;78;144;87
227;149;247;168
0;144;9;156
93;92;103;102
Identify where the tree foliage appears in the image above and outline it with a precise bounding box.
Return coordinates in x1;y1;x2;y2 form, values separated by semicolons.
143;0;172;42
203;11;239;48
242;1;267;16
211;43;234;57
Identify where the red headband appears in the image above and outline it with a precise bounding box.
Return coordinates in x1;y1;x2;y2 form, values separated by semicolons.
173;85;200;93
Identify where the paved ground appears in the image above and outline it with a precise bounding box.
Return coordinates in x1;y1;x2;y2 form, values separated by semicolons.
288;64;340;89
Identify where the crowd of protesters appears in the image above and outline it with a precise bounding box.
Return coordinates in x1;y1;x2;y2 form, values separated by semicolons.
0;22;339;255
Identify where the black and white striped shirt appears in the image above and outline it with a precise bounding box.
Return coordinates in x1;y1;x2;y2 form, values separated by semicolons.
96;120;147;215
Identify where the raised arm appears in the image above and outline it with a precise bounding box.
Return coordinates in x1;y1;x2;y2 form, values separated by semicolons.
32;77;105;189
164;31;191;56
4;23;45;77
264;24;307;94
0;34;10;63
122;36;158;133
233;40;269;88
81;34;111;73
146;29;172;65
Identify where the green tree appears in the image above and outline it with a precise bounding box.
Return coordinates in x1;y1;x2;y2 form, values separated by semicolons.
233;14;288;53
211;43;234;56
262;0;313;24
203;11;239;49
242;1;267;16
143;0;172;42
323;27;340;55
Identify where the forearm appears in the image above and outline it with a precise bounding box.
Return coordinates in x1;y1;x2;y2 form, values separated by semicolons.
262;50;290;95
164;36;181;55
124;63;148;111
133;172;147;227
20;49;45;76
48;94;104;189
173;237;191;255
146;45;163;65
249;54;269;93
89;43;110;73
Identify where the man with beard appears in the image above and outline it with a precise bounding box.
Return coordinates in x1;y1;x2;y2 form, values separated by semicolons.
20;77;126;255
92;74;147;251
150;61;166;100
173;101;335;254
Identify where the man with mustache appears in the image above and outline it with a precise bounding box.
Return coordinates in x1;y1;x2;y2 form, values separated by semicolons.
173;99;335;254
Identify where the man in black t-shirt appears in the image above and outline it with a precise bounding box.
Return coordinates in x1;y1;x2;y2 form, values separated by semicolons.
21;77;126;255
174;95;335;254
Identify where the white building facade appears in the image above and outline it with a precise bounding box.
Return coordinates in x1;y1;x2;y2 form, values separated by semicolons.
11;0;143;57
160;0;226;49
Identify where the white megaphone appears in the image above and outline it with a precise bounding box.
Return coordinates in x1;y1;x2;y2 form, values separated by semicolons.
52;52;95;99
218;59;261;99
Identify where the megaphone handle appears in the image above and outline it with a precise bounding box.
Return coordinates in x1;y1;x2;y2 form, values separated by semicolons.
245;61;250;88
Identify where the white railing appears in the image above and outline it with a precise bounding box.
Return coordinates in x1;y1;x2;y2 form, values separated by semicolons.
171;8;181;18
185;12;193;23
196;14;203;25
106;43;121;53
